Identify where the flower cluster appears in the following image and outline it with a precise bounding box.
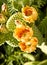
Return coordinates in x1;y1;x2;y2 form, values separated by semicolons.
13;6;38;53
0;4;38;53
13;24;38;53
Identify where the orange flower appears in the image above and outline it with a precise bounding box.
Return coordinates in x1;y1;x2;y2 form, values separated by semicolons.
19;42;26;51
19;37;38;53
30;37;38;46
22;6;38;23
13;25;33;41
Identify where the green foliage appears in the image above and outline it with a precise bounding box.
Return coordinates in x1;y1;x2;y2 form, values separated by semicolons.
0;0;47;65
32;24;43;45
24;61;39;65
24;60;47;65
5;51;31;65
7;0;18;15
0;52;5;63
0;32;19;47
38;60;47;65
32;0;46;8
0;33;6;46
38;16;47;34
3;44;14;56
6;12;23;32
0;44;47;65
0;14;7;24
6;0;47;15
38;16;47;45
23;53;35;61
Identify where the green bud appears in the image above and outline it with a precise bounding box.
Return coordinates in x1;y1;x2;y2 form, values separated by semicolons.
0;14;7;23
1;3;8;16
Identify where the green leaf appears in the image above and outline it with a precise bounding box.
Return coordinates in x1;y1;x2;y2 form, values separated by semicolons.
6;12;26;32
46;7;47;16
13;0;24;11
6;51;31;65
7;61;13;65
38;16;47;34
22;0;32;6
5;32;19;47
0;33;6;46
32;24;43;45
0;52;5;64
35;9;46;26
23;0;46;8
38;60;47;65
34;0;46;8
3;44;14;55
24;61;39;65
38;16;47;45
0;32;19;47
37;42;47;54
6;14;16;32
7;0;18;15
23;53;35;61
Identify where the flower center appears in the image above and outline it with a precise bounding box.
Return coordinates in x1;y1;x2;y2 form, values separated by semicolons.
18;28;30;38
24;6;32;16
